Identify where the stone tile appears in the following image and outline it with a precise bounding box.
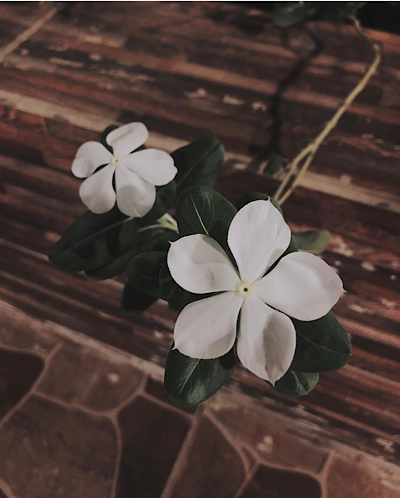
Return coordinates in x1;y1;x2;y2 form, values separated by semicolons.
145;377;197;414
0;395;117;498
0;347;43;421
326;454;400;498
37;341;143;411
167;416;246;498
117;396;191;498
0;302;59;355
207;391;327;474
241;464;322;498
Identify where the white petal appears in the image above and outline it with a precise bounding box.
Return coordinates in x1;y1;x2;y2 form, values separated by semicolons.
71;141;112;178
123;149;177;186
167;234;241;294
79;164;116;214
237;295;296;384
227;200;291;283
173;292;243;359
253;251;343;321
115;164;156;217
106;122;148;158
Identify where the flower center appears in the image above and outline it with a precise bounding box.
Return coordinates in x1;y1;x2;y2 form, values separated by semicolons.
237;282;253;297
111;156;120;165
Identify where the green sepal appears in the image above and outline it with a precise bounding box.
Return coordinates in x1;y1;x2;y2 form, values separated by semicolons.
48;207;137;272
172;137;225;198
164;347;236;407
274;370;319;397
121;281;158;314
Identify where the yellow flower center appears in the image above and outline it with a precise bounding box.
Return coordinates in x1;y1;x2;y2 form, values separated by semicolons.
237;282;253;297
111;156;120;165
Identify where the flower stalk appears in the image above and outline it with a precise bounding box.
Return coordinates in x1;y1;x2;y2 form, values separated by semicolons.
274;16;382;204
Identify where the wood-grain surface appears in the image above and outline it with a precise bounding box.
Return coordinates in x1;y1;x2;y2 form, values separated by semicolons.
0;2;399;465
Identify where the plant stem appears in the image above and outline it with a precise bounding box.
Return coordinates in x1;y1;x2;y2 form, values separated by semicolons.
137;213;179;234
159;213;179;231
274;16;381;204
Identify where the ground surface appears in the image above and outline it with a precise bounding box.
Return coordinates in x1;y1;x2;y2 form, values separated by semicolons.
0;2;399;497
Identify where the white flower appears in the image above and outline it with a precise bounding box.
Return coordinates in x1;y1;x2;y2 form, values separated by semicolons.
71;122;177;217
167;200;343;384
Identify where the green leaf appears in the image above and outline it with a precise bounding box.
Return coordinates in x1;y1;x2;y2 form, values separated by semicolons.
265;155;284;177
159;263;200;312
100;125;119;152
140;180;177;225
164;348;236;407
274;370;319;397
135;226;178;254
121;281;158;314
48;207;137;272
172;137;225;198
291;311;351;373
273;2;311;27
235;191;283;216
85;245;137;280
293;230;331;255
176;186;236;255
127;251;166;298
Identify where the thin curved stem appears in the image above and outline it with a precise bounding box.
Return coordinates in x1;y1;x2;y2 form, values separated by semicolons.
275;17;382;204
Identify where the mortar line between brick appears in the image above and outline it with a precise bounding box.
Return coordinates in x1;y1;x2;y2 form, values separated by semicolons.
206;411;257;473
0;5;60;64
160;410;204;498
109;417;123;498
0;342;61;431
233;464;258;498
318;451;336;498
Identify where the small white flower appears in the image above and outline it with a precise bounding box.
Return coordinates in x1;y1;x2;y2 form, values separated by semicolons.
71;122;177;217
167;200;343;384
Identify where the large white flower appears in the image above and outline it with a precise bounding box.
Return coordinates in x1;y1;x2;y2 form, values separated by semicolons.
167;200;343;384
71;122;177;217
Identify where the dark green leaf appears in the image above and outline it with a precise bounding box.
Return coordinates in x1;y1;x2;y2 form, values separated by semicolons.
100;125;119;152
176;186;236;255
273;2;311;27
291;311;351;373
265;155;284;177
136;226;178;254
85;245;137;280
159;263;200;312
172;137;225;197
293;230;331;255
48;207;137;272
121;281;158;314
274;370;319;397
235;191;283;216
164;347;236;407
140;180;177;225
127;251;166;298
